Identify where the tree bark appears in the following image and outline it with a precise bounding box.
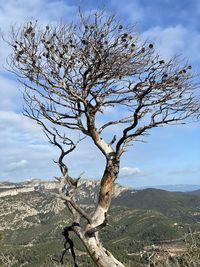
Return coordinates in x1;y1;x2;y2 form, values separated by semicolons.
92;159;119;224
58;147;125;266
82;236;125;267
78;160;125;267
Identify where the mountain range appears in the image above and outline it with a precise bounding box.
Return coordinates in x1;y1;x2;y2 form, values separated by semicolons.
0;179;200;266
136;184;200;192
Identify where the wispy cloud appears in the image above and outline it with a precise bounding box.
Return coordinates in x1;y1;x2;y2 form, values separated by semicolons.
110;0;144;22
119;167;141;178
7;159;28;171
168;167;200;176
142;24;200;62
0;110;105;181
0;75;22;111
0;111;40;130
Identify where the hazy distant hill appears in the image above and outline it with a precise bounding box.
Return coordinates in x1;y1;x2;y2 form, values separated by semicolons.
136;184;200;192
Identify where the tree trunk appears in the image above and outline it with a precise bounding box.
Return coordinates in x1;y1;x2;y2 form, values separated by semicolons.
82;236;125;267
60;155;125;266
92;159;120;225
79;159;125;267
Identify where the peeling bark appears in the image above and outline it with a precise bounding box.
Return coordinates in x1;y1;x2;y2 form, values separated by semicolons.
79;161;123;267
82;237;125;267
92;160;119;226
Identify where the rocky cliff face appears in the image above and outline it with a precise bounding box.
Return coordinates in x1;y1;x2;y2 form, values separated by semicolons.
0;178;126;198
0;179;127;231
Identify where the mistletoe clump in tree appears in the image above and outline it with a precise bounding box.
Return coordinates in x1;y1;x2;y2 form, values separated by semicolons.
9;10;199;267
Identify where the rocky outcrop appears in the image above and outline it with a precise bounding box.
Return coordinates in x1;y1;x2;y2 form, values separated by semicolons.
0;179;127;231
0;187;35;197
0;179;126;198
0;180;59;198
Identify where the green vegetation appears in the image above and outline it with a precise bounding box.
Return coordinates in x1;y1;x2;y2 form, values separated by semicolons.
113;188;200;225
1;188;200;266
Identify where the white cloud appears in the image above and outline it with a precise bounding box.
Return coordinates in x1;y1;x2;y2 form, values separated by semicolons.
0;110;54;180
7;159;28;171
0;109;105;181
110;0;144;22
142;25;200;62
0;111;42;144
119;166;141;177
0;75;21;111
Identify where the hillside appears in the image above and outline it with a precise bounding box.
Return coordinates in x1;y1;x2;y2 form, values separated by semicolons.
0;180;200;266
188;189;200;195
113;188;200;224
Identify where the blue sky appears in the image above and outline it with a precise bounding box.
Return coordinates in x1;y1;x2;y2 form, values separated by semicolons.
0;0;199;187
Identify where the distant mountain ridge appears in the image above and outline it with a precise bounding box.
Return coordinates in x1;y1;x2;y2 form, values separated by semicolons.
136;184;200;192
0;178;127;199
1;179;200;193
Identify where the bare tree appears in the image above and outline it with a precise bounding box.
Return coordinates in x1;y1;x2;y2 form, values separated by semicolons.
8;10;199;267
